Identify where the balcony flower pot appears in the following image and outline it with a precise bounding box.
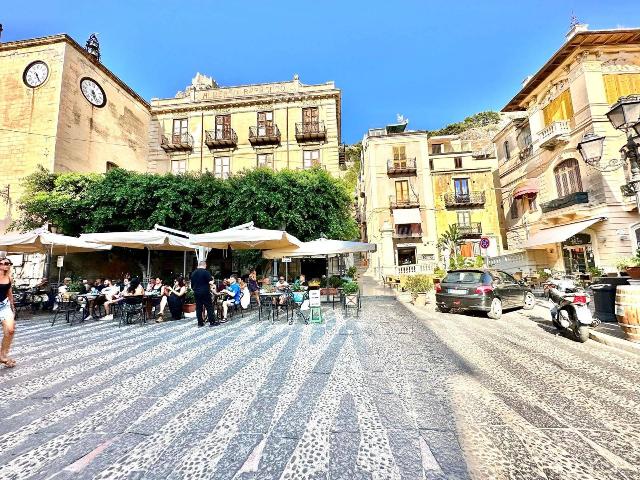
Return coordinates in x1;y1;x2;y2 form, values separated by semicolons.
413;292;428;306
626;267;640;280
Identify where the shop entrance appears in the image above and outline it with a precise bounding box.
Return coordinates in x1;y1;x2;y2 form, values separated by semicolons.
562;233;595;274
397;247;416;266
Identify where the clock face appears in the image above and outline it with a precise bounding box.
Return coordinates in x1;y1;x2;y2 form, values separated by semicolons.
80;77;106;107
23;61;49;88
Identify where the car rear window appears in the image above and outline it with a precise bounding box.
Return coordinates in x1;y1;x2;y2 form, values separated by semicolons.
443;271;484;284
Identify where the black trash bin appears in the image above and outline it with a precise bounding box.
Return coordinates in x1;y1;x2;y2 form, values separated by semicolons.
591;276;629;322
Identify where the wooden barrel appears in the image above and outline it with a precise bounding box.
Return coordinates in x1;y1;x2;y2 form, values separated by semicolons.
615;285;640;343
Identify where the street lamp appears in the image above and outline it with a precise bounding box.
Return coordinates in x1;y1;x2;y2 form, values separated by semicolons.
577;95;640;210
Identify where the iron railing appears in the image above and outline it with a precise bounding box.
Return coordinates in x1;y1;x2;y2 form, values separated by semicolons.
295;121;327;141
249;125;281;145
205;128;237;148
389;193;419;208
387;158;417;175
443;191;485;207
540;192;589;213
161;133;194;152
457;222;482;236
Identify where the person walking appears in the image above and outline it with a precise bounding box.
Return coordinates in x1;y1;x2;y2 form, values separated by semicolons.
190;261;217;327
0;257;16;368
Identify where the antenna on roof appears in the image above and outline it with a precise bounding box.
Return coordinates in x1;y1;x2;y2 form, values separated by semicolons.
569;11;579;28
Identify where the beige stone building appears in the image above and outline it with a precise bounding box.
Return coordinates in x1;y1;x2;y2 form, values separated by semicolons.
148;73;343;177
0;34;151;231
491;24;640;275
357;121;438;280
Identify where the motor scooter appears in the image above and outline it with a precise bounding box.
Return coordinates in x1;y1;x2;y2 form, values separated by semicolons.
544;279;594;343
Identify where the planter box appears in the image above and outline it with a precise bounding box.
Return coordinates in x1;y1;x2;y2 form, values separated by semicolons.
320;288;338;296
626;267;640;280
413;292;428;306
397;291;412;303
182;303;196;314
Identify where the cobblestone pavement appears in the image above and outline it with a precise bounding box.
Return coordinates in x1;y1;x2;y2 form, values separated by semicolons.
1;297;639;480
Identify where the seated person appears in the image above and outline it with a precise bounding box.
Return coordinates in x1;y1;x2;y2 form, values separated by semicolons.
157;277;186;322
32;277;50;310
239;279;250;310
294;274;308;290
260;276;274;293
247;270;260;306
99;280;124;321
79;279;90;295
86;279;115;320
275;276;289;305
90;278;104;294
220;275;241;321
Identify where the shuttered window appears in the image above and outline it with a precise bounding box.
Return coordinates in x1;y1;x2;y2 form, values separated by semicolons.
395;180;409;202
603;74;640;105
542;90;574;126
554;159;582;198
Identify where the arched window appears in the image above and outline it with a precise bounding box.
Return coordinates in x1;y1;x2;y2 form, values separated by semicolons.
554;158;582;197
504;141;510;160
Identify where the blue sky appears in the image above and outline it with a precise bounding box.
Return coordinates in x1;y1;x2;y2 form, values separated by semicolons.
3;0;640;143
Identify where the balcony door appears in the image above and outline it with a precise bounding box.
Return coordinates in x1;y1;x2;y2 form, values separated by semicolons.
172;118;188;143
454;178;470;201
215;114;231;140
395;180;409;203
302;107;319;133
257;111;274;136
393;146;407;168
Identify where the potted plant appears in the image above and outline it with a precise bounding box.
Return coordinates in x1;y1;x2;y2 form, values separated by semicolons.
291;282;305;303
66;281;82;300
308;279;321;290
618;249;640;279
587;266;604;279
405;275;434;306
342;280;359;306
346;266;358;280
320;275;342;296
182;288;196;314
433;267;446;287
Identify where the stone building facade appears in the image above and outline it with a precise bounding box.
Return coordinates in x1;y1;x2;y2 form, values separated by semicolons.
429;134;503;260
357;122;438;280
0;34;151;231
491;25;640;275
148;73;343;177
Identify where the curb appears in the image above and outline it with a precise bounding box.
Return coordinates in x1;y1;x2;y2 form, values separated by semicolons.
589;329;640;355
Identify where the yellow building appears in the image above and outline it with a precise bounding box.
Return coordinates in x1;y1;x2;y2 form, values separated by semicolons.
429;135;503;259
148;73;343;177
357;121;438;280
491;24;640;274
0;34;151;231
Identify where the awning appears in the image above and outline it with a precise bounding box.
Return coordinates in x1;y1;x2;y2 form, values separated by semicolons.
392;208;421;225
523;217;605;249
513;179;539;198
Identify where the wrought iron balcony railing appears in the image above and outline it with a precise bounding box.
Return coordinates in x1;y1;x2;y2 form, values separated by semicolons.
389;194;419;209
540;192;589;213
295;121;327;142
387;158;417;175
249;125;281;146
443;191;485;207
457;222;482;237
161;133;194;152
205;129;238;149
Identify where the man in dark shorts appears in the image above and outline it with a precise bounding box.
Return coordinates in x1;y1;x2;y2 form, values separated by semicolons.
190;261;217;327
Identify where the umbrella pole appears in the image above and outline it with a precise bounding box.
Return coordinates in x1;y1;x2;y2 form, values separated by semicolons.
183;251;187;277
146;248;151;281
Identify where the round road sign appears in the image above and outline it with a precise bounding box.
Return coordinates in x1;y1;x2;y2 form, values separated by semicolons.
480;237;490;249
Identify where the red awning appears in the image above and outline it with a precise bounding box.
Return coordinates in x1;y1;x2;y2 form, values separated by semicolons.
513;179;539;198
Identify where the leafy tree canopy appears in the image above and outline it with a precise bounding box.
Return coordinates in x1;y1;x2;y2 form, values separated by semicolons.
428;111;500;137
11;166;359;242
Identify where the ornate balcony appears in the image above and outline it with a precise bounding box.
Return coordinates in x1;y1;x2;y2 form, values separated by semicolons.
387;158;417;175
457;222;482;238
389;194;419;209
538;120;570;150
540;192;589;213
249;125;281;146
295;122;326;142
161;133;194;152
518;144;533;161
205;129;237;149
444;191;485;208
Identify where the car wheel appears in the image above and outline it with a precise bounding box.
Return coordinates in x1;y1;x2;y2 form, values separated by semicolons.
437;305;451;313
522;292;535;310
487;297;502;319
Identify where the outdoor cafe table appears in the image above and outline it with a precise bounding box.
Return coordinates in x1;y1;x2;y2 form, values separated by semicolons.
259;291;284;322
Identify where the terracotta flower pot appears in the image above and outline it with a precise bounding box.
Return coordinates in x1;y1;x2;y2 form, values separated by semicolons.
182;303;196;314
626;266;640;280
320;288;338;296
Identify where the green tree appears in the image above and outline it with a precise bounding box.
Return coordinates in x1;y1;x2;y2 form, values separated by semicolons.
437;224;461;256
11;166;359;242
428;111;501;137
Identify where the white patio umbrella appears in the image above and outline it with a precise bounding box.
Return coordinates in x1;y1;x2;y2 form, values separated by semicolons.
191;222;302;250
262;238;376;259
0;229;112;254
80;230;196;278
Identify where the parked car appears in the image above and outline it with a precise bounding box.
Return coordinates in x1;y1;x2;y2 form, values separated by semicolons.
435;269;535;319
